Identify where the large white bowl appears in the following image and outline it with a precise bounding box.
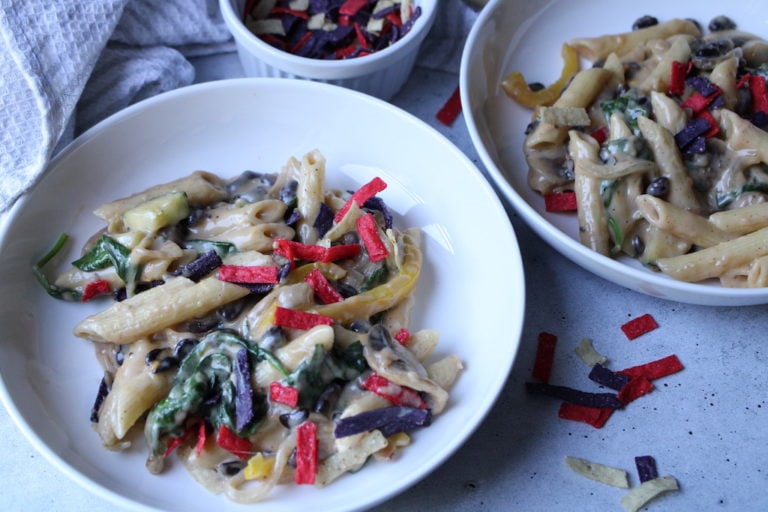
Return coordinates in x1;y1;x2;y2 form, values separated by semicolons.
220;0;437;100
461;0;768;306
0;78;525;511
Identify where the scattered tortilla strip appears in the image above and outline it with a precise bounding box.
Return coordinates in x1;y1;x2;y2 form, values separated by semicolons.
538;106;591;126
575;338;607;367
565;456;630;488
526;382;624;409
558;403;613;428
618;355;683;381
618;376;655;405
620;476;679;512
634;455;659;483
532;332;558;383
588;364;629;391
621;314;659;340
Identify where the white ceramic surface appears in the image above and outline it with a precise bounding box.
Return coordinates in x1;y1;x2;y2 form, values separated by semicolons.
0;78;525;512
220;0;437;100
461;0;768;306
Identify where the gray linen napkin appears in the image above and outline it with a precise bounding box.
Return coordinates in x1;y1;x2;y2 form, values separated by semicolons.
0;0;231;213
0;0;477;214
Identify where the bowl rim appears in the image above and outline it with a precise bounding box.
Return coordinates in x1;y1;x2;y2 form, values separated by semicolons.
219;0;438;79
459;0;768;306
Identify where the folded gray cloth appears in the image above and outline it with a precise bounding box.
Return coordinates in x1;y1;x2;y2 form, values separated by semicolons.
0;0;232;213
0;0;477;214
0;0;126;213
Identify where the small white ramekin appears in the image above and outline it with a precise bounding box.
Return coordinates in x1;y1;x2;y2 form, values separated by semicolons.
220;0;437;100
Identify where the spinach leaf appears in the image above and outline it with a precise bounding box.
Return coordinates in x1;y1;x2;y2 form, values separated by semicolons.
33;233;81;301
72;235;141;285
144;330;269;456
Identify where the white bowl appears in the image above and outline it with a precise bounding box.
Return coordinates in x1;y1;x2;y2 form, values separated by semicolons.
461;0;768;306
220;0;437;100
0;78;525;511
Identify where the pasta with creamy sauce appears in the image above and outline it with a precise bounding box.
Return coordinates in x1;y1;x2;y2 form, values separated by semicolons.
506;14;768;287
34;150;462;503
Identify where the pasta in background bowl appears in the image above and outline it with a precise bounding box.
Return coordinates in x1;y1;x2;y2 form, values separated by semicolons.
461;0;768;305
0;79;524;511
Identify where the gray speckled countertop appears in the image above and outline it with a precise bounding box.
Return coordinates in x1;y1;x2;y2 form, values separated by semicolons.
2;10;768;512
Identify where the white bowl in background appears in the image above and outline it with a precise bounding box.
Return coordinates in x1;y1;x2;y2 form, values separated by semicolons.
220;0;437;100
461;0;768;306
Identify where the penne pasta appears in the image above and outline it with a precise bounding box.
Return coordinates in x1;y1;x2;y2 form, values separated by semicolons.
74;277;251;344
94;171;228;231
511;15;768;287
656;226;768;282
636;194;735;248
709;202;768;235
568;18;700;62
570;131;611;255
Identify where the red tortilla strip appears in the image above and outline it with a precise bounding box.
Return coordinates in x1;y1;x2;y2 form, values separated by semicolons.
544;192;577;212
558;403;614;428
532;332;558;383
618;355;684;381
618;376;655;404
620;313;658;340
436;86;462;126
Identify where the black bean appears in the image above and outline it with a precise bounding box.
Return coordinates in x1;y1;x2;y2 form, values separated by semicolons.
185;207;205;228
686;18;702;33
226;170;258;195
693;39;733;59
154;356;179;373
174;338;198;360
218;460;246;476
279;408;309;429
528;82;545;92
349;319;371;333
632;15;658;31
708;15;736;32
115;345;125;366
631;235;645;257
186;315;220;333
280;179;299;205
145;348;165;365
217;299;246;322
646;177;670;198
259;326;285;351
314;382;342;415
90;376;110;423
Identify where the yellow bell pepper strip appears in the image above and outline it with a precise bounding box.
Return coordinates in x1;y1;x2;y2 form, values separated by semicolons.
309;229;421;324
244;453;275;480
274;306;334;330
356;213;389;262
501;43;581;108
334;176;387;222
304;268;344;304
294;421;318;485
